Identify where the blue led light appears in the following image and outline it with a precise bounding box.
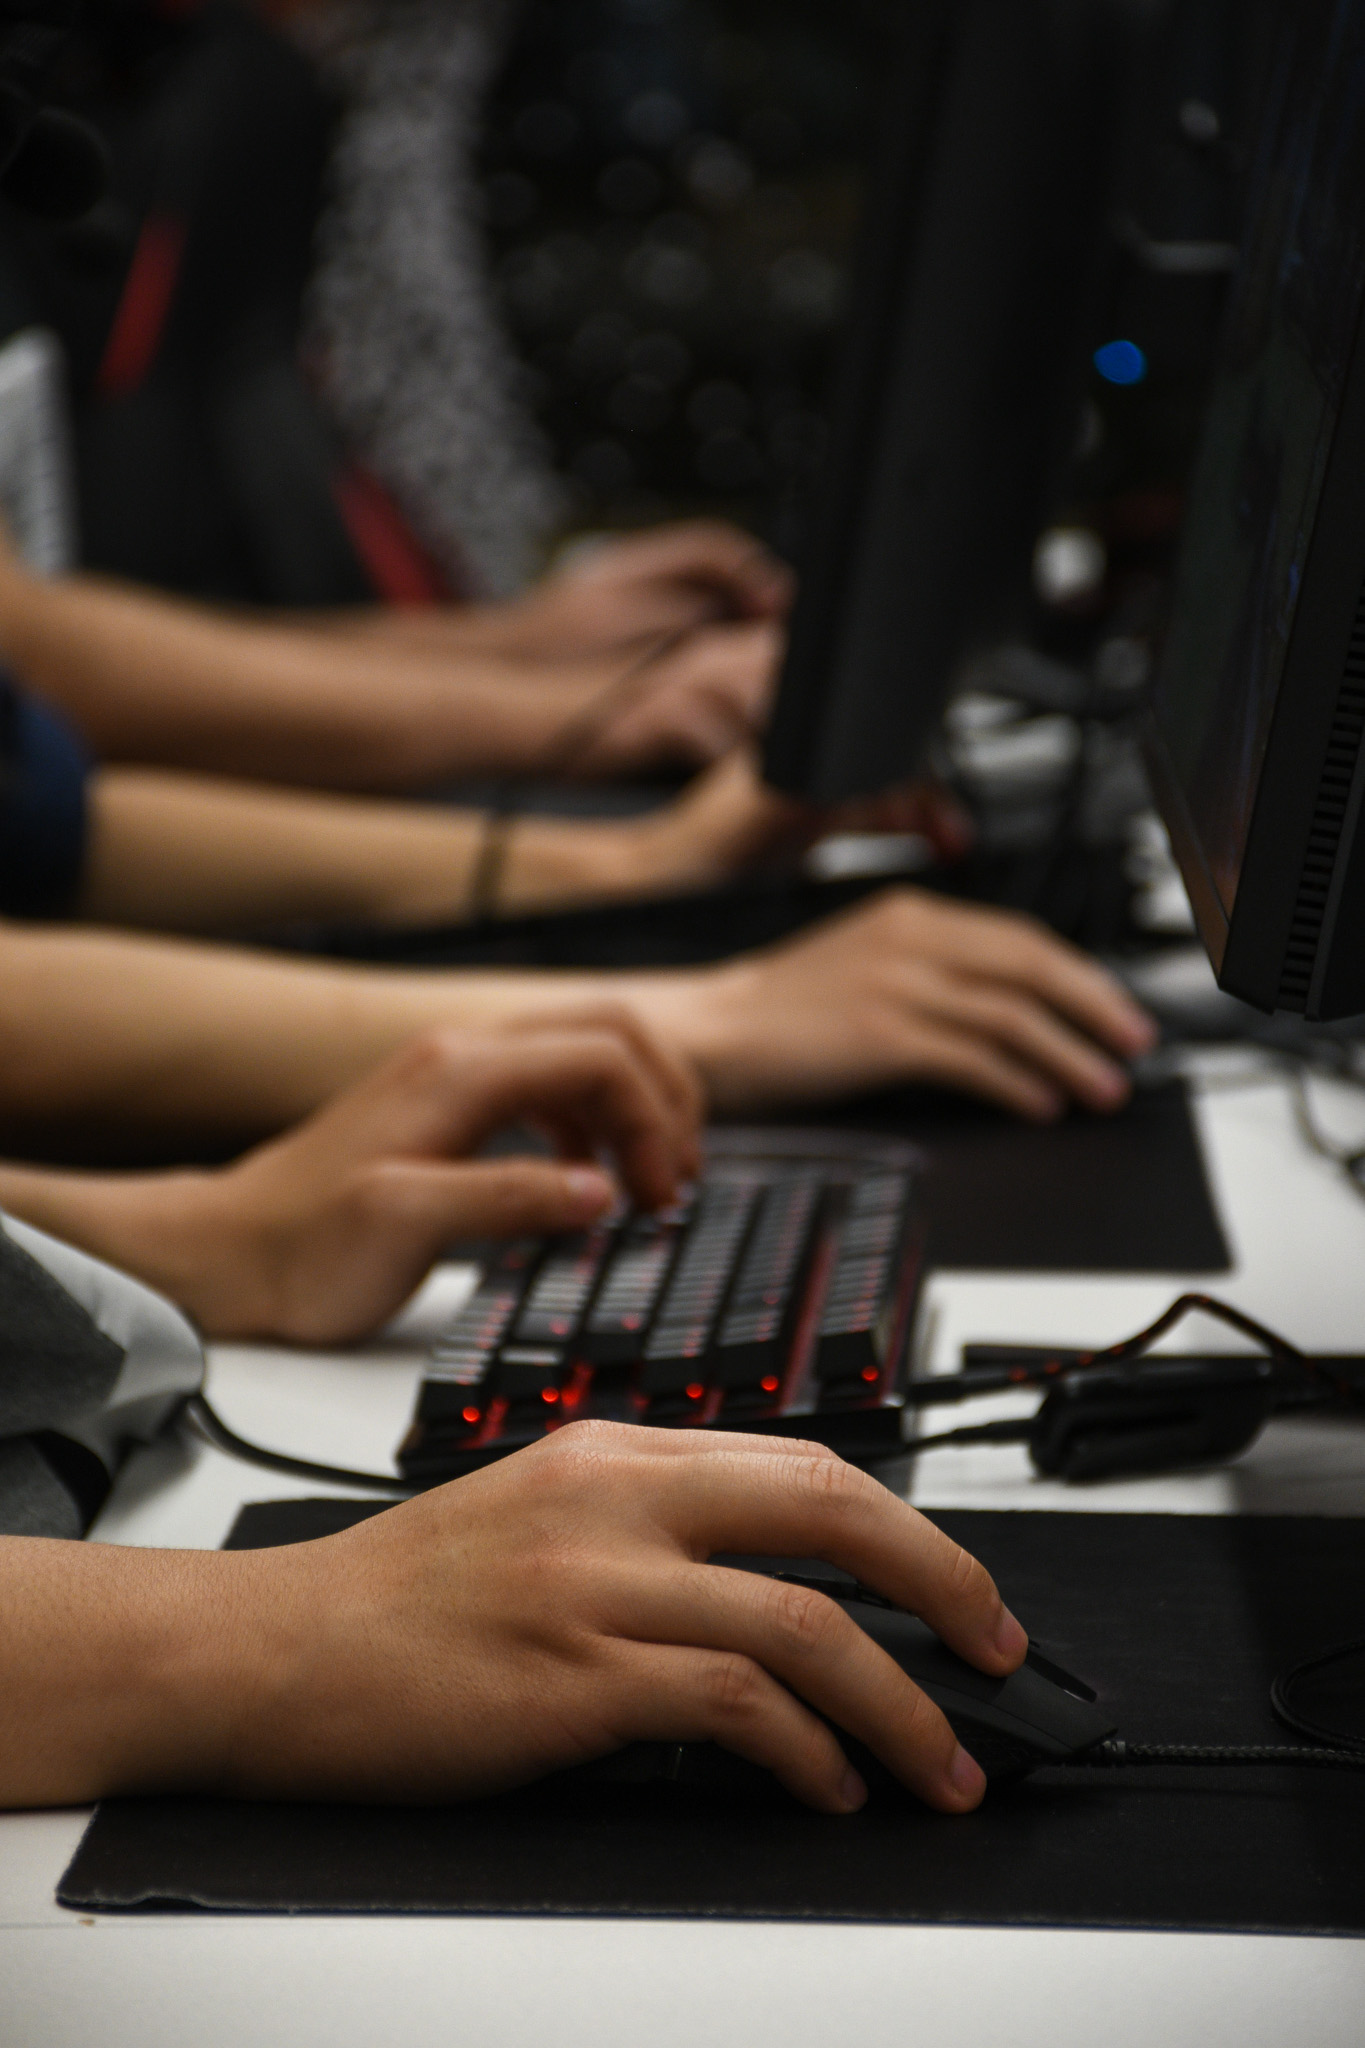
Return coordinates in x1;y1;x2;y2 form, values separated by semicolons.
1094;340;1149;387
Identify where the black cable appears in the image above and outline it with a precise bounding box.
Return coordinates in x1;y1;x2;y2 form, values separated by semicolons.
904;1419;1034;1453
1271;1635;1365;1751
184;1393;412;1495
1070;1739;1365;1770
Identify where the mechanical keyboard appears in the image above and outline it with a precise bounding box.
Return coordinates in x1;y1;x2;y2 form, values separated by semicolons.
398;1128;926;1483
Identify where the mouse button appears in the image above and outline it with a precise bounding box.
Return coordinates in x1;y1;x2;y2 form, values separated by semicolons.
1024;1645;1099;1703
854;1605;1012;1700
978;1664;1118;1756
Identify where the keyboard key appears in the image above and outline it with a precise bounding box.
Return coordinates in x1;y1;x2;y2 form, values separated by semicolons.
489;1345;572;1402
711;1174;821;1394
508;1222;616;1347
398;1138;924;1482
639;1179;762;1394
814;1172;916;1394
427;1241;540;1390
580;1202;692;1364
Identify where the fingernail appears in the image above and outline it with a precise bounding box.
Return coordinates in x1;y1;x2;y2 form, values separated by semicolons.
947;1744;987;1804
993;1607;1029;1663
564;1167;614;1214
839;1766;868;1812
1091;1065;1131;1106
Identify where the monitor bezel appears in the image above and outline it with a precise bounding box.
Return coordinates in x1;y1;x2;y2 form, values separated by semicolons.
1144;272;1365;1020
762;0;1122;807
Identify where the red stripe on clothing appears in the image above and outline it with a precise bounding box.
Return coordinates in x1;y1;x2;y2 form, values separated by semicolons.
330;465;452;606
96;215;188;400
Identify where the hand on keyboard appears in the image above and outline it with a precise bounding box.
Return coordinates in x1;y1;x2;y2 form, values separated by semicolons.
227;1423;1026;1813
402;1130;924;1480
54;1019;701;1345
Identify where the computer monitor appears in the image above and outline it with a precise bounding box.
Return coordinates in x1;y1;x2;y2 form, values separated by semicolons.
1145;0;1365;1022
762;0;1137;807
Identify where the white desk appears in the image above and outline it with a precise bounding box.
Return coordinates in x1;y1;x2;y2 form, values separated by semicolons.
4;1057;1365;2048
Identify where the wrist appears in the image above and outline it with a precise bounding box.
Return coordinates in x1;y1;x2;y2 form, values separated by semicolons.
0;1162;231;1331
474;664;618;778
625;807;722;896
0;1541;277;1803
621;957;765;1112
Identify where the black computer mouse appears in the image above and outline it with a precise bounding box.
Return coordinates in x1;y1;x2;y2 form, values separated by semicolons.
559;1557;1115;1800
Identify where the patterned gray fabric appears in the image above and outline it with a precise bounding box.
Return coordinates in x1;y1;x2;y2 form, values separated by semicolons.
298;0;565;596
0;1225;124;1439
0;1436;84;1539
0;1217;204;1539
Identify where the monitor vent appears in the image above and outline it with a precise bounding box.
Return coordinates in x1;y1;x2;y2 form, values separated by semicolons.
1277;582;1365;1010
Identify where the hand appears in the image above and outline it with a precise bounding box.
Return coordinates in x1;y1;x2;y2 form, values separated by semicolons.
634;751;977;895
510;521;795;657
562;619;784;776
51;1016;703;1344
203;1425;1026;1812
650;886;1158;1117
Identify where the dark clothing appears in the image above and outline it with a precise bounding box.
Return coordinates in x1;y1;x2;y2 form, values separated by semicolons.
0;1;442;606
0;668;90;917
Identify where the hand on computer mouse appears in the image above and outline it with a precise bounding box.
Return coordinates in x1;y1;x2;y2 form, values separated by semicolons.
0;1018;702;1344
105;1425;1020;1816
631;751;976;897
637;886;1158;1118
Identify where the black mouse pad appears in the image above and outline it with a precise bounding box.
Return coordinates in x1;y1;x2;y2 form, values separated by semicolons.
59;1502;1365;1931
488;1080;1225;1275
822;1077;1228;1273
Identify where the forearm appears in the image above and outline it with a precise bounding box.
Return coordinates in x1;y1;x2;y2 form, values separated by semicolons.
79;770;676;933
0;566;613;789
0;1159;222;1321
0;1537;258;1807
309;597;589;662
79;770;480;930
0;921;668;1142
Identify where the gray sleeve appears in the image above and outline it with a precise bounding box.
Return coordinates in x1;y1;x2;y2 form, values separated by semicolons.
0;1214;204;1537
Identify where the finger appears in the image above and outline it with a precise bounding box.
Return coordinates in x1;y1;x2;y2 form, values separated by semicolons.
304;1027;696;1199
661;693;764;759
912;977;1134;1112
660;619;783;702
460;1033;692;1208
875;1012;1069;1120
607;1639;868;1813
364;1155;619;1247
933;904;1157;1058
505;1005;703;1170
634;1437;1026;1678
618;523;795;617
630;680;765;764
536;1418;841;1464
623;1563;985;1812
533;1102;680;1195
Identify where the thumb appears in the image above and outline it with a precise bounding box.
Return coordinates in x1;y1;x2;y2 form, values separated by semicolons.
373;1156;619;1243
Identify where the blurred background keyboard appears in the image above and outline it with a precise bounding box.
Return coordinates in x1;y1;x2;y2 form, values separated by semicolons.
398;1129;924;1481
